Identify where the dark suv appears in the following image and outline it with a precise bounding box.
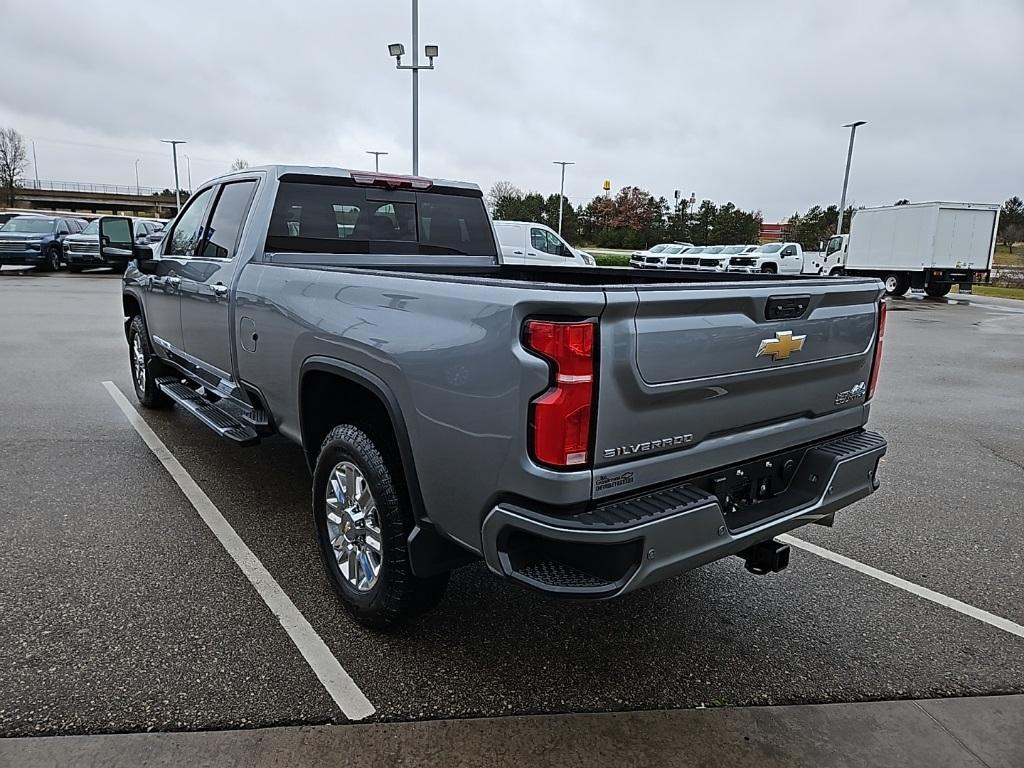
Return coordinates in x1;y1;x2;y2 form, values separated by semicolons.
0;215;84;272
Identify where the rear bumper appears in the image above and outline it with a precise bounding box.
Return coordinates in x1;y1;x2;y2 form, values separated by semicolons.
481;430;886;597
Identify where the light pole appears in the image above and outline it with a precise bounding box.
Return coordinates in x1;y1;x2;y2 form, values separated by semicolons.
160;139;186;212
134;158;141;195
183;154;192;193
553;161;574;236
366;151;388;172
836;121;866;235
31;140;40;185
388;0;438;175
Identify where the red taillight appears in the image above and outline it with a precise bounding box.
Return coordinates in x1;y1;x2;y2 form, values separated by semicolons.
867;300;886;400
350;172;433;190
524;320;596;468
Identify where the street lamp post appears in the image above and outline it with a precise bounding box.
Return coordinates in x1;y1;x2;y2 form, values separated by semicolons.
160;139;186;212
553;161;575;236
388;0;438;175
366;151;388;172
134;158;141;196
837;121;866;235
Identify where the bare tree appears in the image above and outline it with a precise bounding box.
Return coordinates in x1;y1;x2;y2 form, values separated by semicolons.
0;127;29;206
230;158;250;171
485;180;521;214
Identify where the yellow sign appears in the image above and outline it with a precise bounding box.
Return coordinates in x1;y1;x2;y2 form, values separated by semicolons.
756;331;806;361
602;179;611;191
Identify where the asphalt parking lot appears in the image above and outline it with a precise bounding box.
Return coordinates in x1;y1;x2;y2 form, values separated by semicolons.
1;270;1022;739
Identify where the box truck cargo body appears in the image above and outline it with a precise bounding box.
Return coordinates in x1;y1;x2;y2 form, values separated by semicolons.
821;202;1000;297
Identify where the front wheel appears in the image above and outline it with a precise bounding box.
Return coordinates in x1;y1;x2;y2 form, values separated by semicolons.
760;264;777;274
127;315;172;408
43;245;62;273
313;424;448;630
924;283;951;298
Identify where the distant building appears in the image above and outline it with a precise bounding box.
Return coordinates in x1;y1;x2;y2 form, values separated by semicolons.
759;222;788;242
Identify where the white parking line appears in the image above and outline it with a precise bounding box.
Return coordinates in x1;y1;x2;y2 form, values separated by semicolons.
102;381;376;721
780;534;1024;640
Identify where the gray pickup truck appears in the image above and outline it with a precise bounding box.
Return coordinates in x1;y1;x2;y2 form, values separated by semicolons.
100;166;888;630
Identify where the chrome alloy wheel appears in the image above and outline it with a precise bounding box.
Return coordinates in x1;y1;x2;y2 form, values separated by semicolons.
884;274;899;293
131;332;146;391
325;461;382;592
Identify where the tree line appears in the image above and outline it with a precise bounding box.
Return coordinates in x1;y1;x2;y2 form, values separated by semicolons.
487;181;763;248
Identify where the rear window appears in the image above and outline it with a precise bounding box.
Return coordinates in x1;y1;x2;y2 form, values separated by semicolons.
267;180;497;256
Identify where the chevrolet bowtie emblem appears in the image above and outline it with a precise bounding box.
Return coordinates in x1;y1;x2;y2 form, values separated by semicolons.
757;330;806;361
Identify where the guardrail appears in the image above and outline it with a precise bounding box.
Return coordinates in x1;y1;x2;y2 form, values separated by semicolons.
19;180;174;197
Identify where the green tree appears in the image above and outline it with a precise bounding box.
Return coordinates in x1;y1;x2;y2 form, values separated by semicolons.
999;196;1024;251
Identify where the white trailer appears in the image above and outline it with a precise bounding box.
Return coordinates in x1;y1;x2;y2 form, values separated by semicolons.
820;201;1000;297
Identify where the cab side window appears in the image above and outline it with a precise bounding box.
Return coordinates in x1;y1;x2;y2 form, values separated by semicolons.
781;245;797;257
544;230;567;256
530;228;547;252
199;181;258;260
167;187;215;257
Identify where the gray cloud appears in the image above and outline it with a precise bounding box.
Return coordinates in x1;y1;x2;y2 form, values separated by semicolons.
1;0;1021;220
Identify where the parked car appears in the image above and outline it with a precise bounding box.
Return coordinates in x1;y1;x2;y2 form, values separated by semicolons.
144;221;168;244
630;242;693;268
493;221;595;266
634;242;690;269
0;215;84;272
693;245;729;271
103;165;888;631
727;242;805;274
64;218;163;273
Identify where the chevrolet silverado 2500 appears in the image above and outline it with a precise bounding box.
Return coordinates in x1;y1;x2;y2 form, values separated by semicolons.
101;166;888;630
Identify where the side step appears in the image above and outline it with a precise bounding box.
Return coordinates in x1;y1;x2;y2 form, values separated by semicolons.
155;376;260;446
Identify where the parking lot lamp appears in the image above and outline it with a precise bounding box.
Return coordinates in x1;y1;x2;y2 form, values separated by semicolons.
134;159;141;196
553;161;574;235
837;121;866;235
388;0;438;175
366;151;388;172
160;139;187;213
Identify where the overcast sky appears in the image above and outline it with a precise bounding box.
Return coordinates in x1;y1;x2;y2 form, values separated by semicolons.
1;0;1022;220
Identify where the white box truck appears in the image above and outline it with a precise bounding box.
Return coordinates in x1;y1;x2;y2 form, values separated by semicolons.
820;202;1000;297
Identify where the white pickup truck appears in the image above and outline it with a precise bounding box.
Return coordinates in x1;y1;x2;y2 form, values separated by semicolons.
727;242;805;274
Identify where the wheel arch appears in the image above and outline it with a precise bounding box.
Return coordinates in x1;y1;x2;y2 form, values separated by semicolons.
298;357;425;523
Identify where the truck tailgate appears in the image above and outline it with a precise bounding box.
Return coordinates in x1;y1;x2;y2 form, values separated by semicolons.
591;279;883;498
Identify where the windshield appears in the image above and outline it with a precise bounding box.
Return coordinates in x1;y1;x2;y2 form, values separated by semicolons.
756;243;783;253
703;246;725;254
1;217;54;234
649;244;667;253
662;244;685;254
686;247;705;255
81;220;100;235
720;245;745;254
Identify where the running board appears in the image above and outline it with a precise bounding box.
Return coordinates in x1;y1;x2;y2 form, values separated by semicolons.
155;376;260;446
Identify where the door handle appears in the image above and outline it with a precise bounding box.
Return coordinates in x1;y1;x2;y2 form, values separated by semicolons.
212;283;228;297
512;250;523;255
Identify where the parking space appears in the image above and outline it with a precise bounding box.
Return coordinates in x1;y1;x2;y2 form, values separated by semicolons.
1;272;1022;737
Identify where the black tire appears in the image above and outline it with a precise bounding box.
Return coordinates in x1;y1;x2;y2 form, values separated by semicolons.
313;424;448;630
883;273;910;297
924;283;951;298
43;245;62;273
67;264;84;274
760;263;777;274
829;266;845;277
127;315;172;409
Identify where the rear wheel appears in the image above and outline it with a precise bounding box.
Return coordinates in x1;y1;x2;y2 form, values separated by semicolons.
882;273;910;297
924;283;951;298
127;315;172;408
313;424;449;630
